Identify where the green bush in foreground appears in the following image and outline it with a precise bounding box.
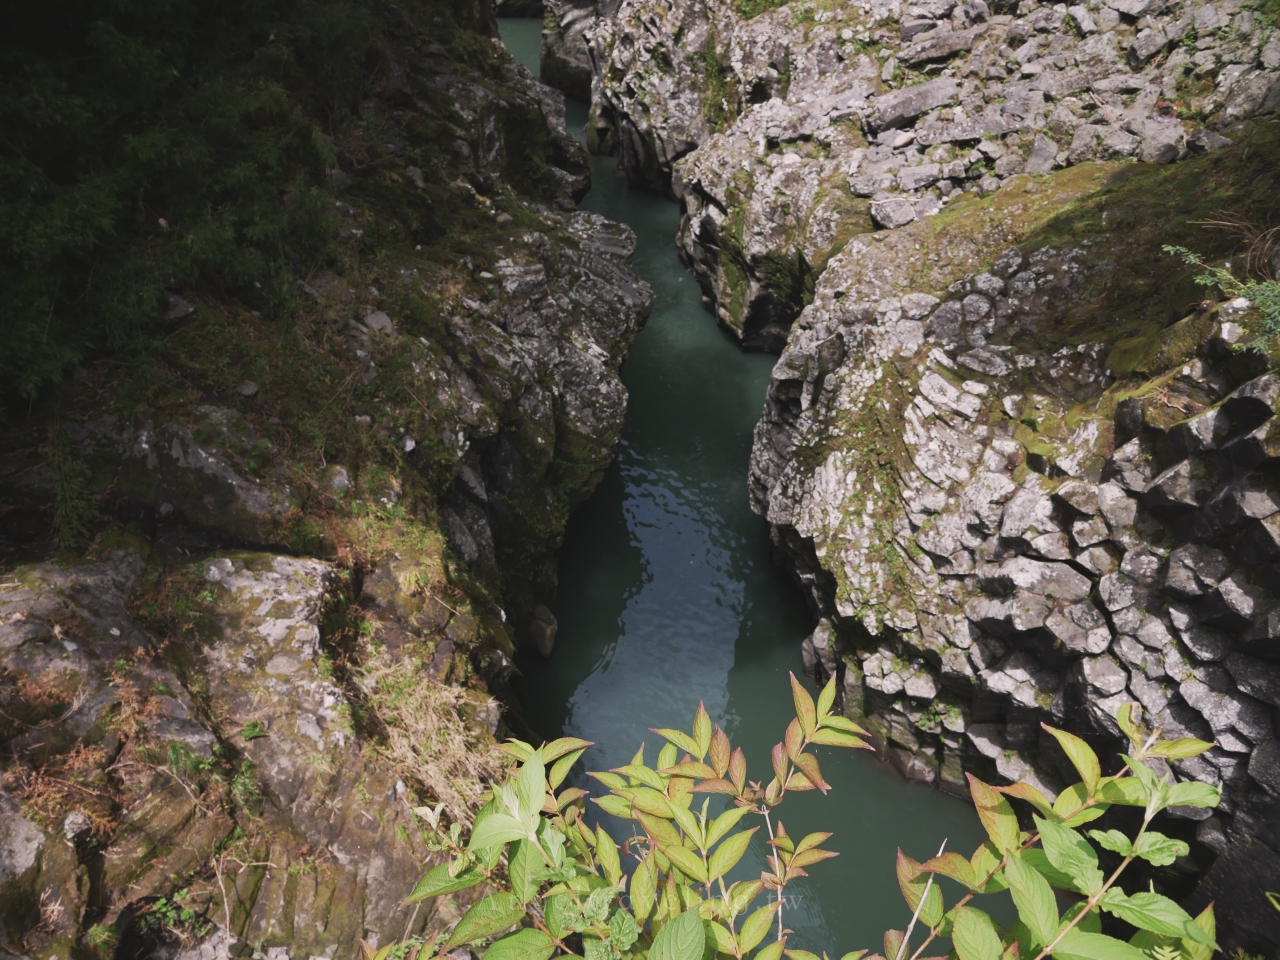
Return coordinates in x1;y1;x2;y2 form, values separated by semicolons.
383;675;1221;960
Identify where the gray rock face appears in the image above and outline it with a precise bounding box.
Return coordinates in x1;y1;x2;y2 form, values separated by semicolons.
0;553;477;957
742;228;1280;949
584;0;1280;350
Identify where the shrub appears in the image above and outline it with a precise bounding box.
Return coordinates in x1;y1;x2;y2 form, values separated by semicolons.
378;675;1221;960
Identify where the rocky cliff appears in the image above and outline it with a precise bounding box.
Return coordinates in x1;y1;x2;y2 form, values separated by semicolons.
581;0;1278;346
0;2;650;958
568;0;1280;951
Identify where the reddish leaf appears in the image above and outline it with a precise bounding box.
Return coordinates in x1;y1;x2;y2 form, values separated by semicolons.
729;747;747;792
793;753;830;793
772;742;788;784
967;773;1020;854
784;718;804;761
791;672;817;738
710;727;731;777
690;778;738;794
658;761;717;779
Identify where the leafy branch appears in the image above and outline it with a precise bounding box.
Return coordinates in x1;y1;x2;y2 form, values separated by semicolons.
392;683;1221;960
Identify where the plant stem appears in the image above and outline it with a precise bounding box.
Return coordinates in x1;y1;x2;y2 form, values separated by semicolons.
762;807;783;941
895;840;946;960
1030;815;1151;960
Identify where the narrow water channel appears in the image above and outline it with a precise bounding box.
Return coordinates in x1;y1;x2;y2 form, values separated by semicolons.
499;19;989;953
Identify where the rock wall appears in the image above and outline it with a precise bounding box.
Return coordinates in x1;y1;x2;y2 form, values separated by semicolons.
744;162;1280;952
0;2;651;958
588;0;1279;345
576;0;1280;951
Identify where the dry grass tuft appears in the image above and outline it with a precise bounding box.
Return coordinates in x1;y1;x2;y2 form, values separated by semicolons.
1196;211;1280;281
2;740;118;836
357;650;506;826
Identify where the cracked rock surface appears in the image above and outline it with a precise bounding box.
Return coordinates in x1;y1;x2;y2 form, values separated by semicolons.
572;0;1279;345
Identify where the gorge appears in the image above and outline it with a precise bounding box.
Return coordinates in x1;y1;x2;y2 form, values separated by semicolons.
1;0;1280;957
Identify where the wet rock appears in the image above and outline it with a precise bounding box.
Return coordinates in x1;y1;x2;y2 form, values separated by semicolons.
530;604;559;658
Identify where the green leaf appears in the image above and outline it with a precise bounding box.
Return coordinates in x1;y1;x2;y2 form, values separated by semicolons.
595;794;635;819
706;920;737;955
545;895;571;939
809;728;870;748
444;892;526;950
616;764;668;792
816;675;837;718
584;887;615;924
609;911;640;951
1096;777;1148;807
1164;781;1220;809
707;805;753;848
1184;903;1215;960
516;751;547;823
470;812;530;851
653;728;701;758
544;737;593;762
509;840;541;904
821;715;869;735
590;771;629;791
754;938;787;960
1005;852;1059;946
790;673;817;738
596;826;623;886
1042;725;1100;794
1034;816;1104;896
739;902;778;954
405;862;485;902
550;749;585;790
664;844;709;884
970;841;1009;893
583;938;612;960
968;774;1021;854
999;782;1058;820
652;909;706;960
1144;737;1213;760
953;906;1002;960
1132;831;1190;867
658;742;679;770
1021;849;1083;894
1051;930;1155;960
921;852;978;891
630;853;657;925
1086;830;1133;857
482;930;556;960
709;828;756;881
694;703;713;760
1099;890;1214;945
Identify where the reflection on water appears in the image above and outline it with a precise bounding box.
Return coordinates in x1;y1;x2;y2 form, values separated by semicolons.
497;19;990;952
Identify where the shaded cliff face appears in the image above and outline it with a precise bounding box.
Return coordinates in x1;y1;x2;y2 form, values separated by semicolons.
0;2;651;958
585;0;1279;346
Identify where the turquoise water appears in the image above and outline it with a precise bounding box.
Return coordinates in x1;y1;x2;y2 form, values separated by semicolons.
498;19;989;954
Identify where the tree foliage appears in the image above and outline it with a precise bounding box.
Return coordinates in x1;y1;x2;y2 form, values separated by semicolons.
381;678;1220;960
0;0;394;404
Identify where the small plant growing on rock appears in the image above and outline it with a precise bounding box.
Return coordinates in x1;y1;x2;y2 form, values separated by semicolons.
1164;238;1280;352
396;679;1220;960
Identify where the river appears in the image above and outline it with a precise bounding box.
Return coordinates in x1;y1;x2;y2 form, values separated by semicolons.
499;18;989;954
